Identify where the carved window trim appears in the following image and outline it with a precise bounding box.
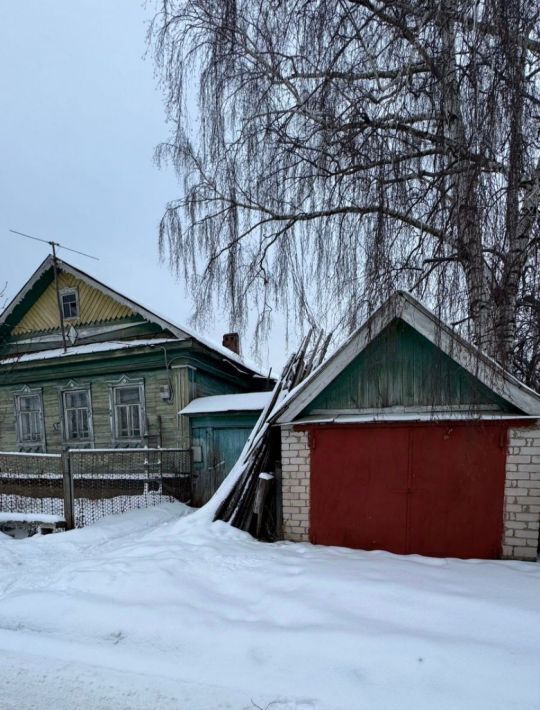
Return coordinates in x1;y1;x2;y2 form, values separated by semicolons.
13;385;45;451
59;380;94;445
108;376;147;446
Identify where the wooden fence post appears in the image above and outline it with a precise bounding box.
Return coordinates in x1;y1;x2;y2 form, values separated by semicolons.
62;452;75;530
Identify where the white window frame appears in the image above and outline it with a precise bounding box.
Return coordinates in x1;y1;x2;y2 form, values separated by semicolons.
61;386;93;444
109;377;146;445
60;287;80;320
14;386;45;450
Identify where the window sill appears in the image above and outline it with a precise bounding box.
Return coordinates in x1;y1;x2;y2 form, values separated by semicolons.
63;441;94;448
111;440;145;449
17;444;45;453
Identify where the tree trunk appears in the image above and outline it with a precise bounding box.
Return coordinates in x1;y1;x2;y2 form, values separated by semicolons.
494;1;532;366
439;7;494;352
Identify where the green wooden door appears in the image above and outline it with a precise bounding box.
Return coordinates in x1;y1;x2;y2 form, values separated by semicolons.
191;423;255;506
213;427;251;476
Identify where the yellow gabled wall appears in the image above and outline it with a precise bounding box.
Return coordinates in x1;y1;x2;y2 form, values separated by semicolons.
12;271;135;335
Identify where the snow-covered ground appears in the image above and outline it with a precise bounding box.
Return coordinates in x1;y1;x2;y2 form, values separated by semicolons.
0;503;539;710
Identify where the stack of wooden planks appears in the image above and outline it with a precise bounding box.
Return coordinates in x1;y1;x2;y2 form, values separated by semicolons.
214;329;330;539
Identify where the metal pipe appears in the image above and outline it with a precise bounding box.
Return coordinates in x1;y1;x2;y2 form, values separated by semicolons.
51;243;68;353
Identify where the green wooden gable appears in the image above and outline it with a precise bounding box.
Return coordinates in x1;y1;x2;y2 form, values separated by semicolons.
302;319;519;415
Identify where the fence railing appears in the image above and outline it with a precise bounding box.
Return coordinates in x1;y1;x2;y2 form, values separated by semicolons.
0;451;65;522
0;448;192;530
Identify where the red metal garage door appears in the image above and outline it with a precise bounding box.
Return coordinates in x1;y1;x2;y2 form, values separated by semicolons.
308;423;507;559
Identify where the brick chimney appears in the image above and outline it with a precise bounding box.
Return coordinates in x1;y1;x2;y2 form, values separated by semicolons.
222;332;240;355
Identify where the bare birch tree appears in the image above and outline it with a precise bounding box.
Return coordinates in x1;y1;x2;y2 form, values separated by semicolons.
151;0;540;384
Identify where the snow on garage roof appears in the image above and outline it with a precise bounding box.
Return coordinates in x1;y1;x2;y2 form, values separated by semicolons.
180;392;272;416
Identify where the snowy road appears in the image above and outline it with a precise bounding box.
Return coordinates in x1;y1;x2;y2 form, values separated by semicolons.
0;503;539;709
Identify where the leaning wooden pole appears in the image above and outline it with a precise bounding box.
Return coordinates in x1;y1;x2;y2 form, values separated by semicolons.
214;329;328;539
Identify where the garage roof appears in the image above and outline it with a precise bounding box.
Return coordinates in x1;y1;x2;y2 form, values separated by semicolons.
274;291;540;424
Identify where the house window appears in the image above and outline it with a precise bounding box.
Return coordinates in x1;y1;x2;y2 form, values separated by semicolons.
63;389;92;441
61;288;79;319
15;391;44;445
112;384;145;440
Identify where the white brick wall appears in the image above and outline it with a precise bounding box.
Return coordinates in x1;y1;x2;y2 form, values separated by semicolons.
503;426;540;561
281;427;310;541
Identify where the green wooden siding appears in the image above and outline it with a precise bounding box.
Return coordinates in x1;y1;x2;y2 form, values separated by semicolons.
0;344;263;453
0;367;181;451
303;319;517;415
194;370;248;399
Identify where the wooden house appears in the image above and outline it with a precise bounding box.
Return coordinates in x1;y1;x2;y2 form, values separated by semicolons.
273;292;540;562
0;256;268;455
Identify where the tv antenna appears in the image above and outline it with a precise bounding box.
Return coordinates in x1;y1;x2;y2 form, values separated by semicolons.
9;229;99;262
9;229;100;353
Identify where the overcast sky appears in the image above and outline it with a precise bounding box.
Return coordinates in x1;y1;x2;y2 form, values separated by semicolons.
0;0;284;373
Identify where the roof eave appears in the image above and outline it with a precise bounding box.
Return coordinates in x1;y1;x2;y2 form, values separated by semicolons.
0;256;264;378
0;255;53;328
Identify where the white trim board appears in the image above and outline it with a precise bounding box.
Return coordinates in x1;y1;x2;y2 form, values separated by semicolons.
274;291;540;424
12;320;146;345
290;413;539;425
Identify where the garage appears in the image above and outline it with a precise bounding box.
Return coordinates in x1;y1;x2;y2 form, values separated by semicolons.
273;292;540;561
308;422;507;559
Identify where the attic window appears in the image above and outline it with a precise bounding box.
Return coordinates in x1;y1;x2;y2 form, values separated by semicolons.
61;288;79;320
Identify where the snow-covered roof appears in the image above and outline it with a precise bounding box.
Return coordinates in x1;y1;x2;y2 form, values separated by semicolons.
273;290;540;424
0;339;177;365
0;255;265;377
180;392;272;416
